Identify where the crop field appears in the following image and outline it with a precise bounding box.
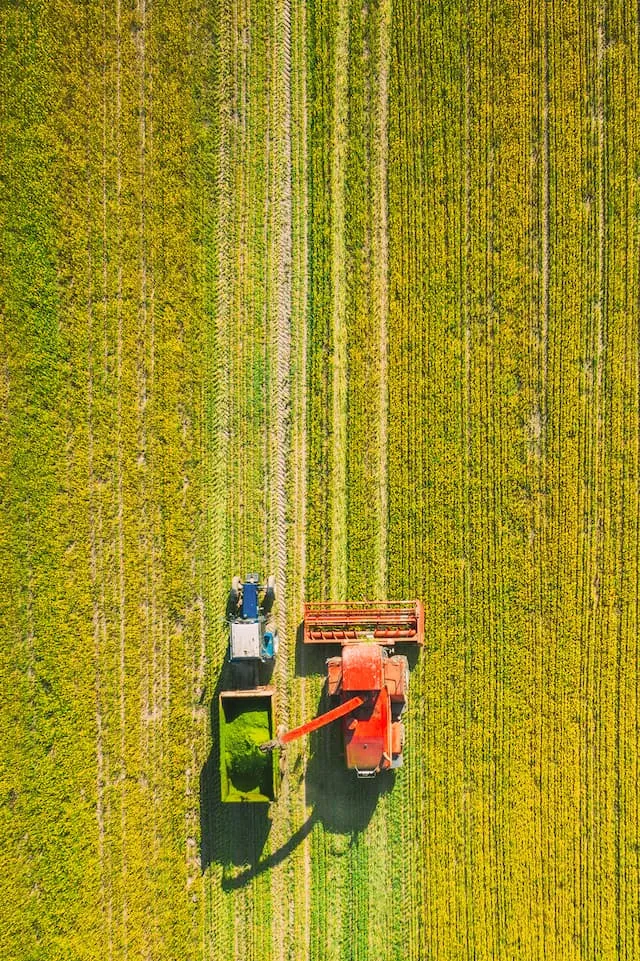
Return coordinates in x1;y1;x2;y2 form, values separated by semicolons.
1;0;640;959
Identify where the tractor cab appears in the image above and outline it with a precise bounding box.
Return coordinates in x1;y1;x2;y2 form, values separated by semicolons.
227;573;278;666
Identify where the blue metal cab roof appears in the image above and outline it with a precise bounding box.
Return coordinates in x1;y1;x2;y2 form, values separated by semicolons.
242;580;259;620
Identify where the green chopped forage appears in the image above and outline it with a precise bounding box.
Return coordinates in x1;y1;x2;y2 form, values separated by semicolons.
224;711;270;793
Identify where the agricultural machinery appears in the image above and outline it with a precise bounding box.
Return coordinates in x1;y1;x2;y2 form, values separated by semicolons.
226;573;278;686
218;586;424;801
260;601;424;778
219;572;280;802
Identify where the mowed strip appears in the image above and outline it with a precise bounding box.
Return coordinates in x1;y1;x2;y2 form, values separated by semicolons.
196;0;294;958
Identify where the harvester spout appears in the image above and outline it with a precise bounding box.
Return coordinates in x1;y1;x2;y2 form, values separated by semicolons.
259;695;367;752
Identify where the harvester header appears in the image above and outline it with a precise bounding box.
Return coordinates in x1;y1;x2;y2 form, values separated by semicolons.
303;600;424;646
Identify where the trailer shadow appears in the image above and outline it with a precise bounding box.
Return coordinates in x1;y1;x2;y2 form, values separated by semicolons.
218;810;318;891
199;667;272;876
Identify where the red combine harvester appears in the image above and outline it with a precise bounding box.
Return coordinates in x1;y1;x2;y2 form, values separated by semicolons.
261;600;424;778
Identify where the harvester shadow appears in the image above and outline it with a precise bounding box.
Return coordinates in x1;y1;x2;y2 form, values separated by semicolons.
199;665;272;876
293;620;325;677
402;643;422;673
296;619;399;831
303;687;395;835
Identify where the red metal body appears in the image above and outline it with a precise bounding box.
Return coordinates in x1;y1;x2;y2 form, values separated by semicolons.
276;642;408;775
338;643;404;775
303;600;424;646
262;601;420;776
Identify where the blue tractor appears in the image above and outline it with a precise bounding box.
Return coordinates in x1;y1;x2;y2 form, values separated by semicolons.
226;573;278;686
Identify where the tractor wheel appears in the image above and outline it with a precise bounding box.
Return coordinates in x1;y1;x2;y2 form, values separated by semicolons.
262;577;276;618
226;588;239;620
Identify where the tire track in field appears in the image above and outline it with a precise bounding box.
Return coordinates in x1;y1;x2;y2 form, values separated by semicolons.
578;12;606;957
88;262;110;959
221;0;281;953
539;0;551;453
385;6;429;954
326;8;358;954
276;0;292;633
132;0;163;938
588;14;608;954
289;1;310;952
91;4;104;922
270;0;293;956
201;0;233;953
576;10;593;955
524;3;551;952
620;17;640;951
112;1;130;953
461;37;475;961
99;3;115;955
